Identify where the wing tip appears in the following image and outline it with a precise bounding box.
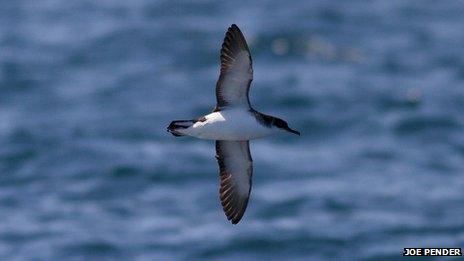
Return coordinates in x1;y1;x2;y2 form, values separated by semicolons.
227;24;242;38
231;218;241;225
230;24;239;30
222;196;249;225
223;24;249;50
226;209;245;225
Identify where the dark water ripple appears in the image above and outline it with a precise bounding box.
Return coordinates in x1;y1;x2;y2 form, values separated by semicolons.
1;0;464;260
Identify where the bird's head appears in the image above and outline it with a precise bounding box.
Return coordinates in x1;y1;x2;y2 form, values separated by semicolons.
272;117;300;136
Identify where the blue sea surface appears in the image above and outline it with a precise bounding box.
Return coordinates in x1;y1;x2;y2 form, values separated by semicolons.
0;1;463;260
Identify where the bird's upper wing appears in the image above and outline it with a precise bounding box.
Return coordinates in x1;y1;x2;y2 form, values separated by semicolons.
215;140;253;224
215;24;253;110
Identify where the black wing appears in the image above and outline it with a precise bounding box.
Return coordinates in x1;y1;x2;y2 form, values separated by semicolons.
215;24;253;110
215;140;253;224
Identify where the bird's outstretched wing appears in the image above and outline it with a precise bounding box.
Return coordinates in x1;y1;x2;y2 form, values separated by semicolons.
215;24;253;111
215;140;253;224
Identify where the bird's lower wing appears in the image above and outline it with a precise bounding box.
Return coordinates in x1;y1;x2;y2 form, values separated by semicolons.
215;140;253;224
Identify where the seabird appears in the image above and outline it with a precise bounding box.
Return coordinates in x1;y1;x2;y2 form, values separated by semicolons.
167;24;300;224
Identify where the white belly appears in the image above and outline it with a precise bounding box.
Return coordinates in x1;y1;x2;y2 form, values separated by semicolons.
181;109;274;140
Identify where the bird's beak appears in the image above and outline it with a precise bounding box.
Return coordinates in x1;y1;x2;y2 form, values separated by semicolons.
285;127;300;136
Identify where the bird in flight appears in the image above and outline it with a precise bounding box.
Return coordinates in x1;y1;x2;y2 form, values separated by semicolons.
167;24;300;224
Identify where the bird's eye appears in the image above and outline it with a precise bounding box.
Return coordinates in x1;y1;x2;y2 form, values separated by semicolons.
274;119;287;128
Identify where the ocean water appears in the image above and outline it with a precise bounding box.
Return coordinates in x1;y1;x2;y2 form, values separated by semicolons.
1;1;463;260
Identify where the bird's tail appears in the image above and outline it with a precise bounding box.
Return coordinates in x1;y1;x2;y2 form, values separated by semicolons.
167;120;195;137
